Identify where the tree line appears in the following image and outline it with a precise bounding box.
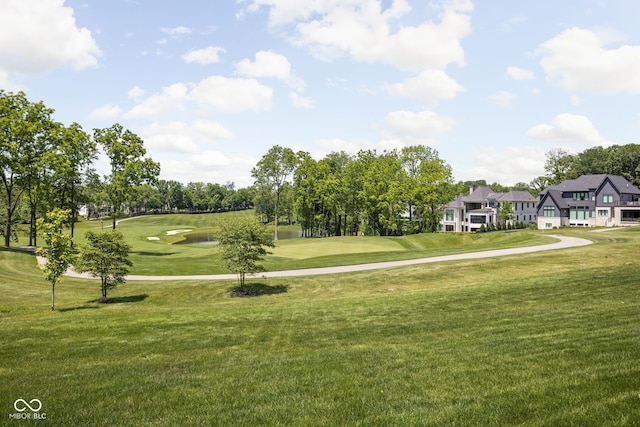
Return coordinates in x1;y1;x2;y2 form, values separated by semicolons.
251;145;460;238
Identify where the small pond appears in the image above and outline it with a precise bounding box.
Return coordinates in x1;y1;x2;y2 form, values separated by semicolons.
175;232;219;245
175;229;302;245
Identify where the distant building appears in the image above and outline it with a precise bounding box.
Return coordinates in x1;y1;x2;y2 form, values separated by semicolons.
536;174;640;229
442;186;537;232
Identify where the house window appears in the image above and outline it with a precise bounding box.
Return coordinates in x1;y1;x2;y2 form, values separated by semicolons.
573;192;588;201
545;223;553;229
570;207;589;220
598;209;609;216
445;209;455;221
470;215;486;224
603;194;613;204
543;206;555;217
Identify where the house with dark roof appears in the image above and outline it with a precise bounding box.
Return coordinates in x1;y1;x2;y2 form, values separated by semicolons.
536;174;640;229
442;186;537;232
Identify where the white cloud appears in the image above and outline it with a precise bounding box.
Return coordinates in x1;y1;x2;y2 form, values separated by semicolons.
160;150;257;187
526;113;614;146
384;70;465;105
506;66;535;81
191;76;273;112
537;27;640;94
488;90;516;108
141;121;233;154
0;0;100;77
124;76;273;119
289;92;314;109
383;110;454;142
464;146;546;185
501;15;527;33
88;104;123;121
241;0;472;73
235;50;305;90
124;83;190;120
161;26;191;35
128;86;145;99
182;46;225;65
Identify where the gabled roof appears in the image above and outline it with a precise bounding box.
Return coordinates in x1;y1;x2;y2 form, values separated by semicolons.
543;174;640;195
465;186;503;202
444;194;465;209
445;185;537;208
498;191;537;202
539;189;568;210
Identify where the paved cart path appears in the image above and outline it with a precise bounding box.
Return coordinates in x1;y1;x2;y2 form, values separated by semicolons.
32;234;592;281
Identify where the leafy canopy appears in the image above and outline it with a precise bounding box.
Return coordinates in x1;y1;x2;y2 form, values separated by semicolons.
37;208;74;310
217;217;275;292
76;230;132;301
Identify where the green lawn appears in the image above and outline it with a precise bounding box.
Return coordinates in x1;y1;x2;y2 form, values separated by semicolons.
1;222;639;425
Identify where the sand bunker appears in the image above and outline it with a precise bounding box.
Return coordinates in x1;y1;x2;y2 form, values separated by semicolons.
166;229;192;236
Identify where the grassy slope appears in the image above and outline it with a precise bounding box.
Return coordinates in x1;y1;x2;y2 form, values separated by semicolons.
1;226;639;425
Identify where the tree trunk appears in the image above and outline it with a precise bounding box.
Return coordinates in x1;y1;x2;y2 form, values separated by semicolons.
102;278;108;300
29;207;37;247
274;191;280;241
239;272;246;292
51;283;55;311
70;182;76;240
3;208;10;248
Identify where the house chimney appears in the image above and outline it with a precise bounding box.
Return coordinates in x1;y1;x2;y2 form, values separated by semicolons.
469;186;474;195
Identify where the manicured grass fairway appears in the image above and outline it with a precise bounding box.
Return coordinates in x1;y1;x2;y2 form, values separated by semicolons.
63;212;556;275
1;221;639;426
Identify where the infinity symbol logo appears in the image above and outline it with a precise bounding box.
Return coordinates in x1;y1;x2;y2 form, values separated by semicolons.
14;399;42;412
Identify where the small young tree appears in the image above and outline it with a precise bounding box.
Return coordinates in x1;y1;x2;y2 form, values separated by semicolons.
217;217;275;293
37;208;74;310
76;230;132;302
499;201;515;231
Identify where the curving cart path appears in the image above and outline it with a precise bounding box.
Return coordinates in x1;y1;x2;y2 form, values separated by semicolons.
34;234;592;281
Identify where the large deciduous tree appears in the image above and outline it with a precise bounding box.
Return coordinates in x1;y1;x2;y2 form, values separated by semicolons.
251;145;298;240
217;217;274;294
0;91;56;247
76;230;132;302
54;123;97;238
93;124;160;229
414;150;456;233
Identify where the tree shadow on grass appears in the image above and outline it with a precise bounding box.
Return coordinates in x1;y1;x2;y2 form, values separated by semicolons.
87;294;150;304
226;283;289;298
58;305;100;313
132;252;177;257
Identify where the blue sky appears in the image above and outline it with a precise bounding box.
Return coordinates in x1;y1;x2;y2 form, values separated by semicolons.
2;0;640;188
